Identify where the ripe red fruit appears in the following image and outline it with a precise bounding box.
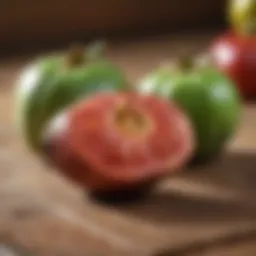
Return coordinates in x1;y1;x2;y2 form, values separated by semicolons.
44;92;194;192
210;32;256;98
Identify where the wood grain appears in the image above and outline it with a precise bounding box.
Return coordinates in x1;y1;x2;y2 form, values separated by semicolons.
0;33;255;256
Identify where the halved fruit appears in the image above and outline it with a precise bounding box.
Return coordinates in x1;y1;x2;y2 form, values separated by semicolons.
44;92;194;192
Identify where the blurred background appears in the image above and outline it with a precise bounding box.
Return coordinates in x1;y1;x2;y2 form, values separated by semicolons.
0;1;256;256
1;0;226;54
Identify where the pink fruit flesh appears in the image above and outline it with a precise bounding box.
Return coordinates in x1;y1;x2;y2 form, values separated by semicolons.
45;92;194;191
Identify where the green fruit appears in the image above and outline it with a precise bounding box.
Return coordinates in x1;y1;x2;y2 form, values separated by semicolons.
138;63;241;161
15;43;128;152
229;0;256;35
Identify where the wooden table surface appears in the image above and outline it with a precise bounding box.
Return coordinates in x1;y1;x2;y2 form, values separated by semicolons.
0;33;256;256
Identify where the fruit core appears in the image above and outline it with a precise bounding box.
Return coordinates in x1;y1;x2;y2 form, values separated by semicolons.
113;104;151;137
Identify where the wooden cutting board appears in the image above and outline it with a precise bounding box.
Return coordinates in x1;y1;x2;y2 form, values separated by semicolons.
0;33;256;256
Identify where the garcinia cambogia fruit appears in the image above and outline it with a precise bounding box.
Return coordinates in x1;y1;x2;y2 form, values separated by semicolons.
15;42;129;152
43;92;194;194
137;59;241;163
228;0;256;36
210;32;256;99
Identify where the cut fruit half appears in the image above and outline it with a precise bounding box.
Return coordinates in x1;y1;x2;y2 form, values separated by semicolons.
45;92;194;191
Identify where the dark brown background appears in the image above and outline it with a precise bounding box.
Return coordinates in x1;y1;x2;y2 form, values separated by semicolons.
0;0;226;53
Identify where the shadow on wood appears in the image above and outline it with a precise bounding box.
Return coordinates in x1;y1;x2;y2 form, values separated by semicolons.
114;151;256;224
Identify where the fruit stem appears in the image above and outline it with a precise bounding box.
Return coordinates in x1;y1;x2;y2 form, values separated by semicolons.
158;54;212;75
65;44;85;68
177;57;194;71
158;56;195;74
168;56;196;73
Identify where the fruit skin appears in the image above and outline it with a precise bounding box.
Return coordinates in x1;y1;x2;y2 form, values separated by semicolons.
210;32;256;98
228;0;256;35
138;65;241;162
44;92;194;192
15;48;128;152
